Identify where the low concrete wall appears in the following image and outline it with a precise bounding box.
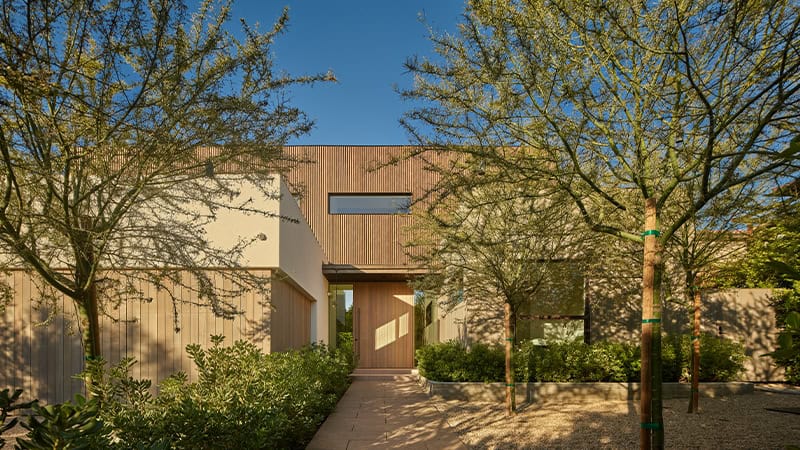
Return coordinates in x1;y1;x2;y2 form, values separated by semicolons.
418;376;754;403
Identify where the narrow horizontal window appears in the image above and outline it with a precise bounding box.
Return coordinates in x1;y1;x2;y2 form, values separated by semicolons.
329;194;411;215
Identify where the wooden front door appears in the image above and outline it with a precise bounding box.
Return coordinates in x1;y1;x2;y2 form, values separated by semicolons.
353;282;414;368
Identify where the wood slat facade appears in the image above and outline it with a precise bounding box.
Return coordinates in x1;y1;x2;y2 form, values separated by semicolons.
353;282;414;368
0;269;312;404
283;146;448;267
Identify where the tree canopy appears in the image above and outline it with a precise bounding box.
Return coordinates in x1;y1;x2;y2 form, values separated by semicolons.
403;1;800;447
0;0;330;369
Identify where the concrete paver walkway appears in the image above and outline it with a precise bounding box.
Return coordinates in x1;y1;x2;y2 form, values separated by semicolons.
306;378;469;450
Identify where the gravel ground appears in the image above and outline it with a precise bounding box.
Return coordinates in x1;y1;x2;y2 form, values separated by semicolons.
432;390;800;450
4;388;799;449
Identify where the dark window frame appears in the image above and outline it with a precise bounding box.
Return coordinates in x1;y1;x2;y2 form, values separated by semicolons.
328;193;412;215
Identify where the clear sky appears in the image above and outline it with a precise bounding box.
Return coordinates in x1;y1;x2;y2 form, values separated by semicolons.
227;1;464;145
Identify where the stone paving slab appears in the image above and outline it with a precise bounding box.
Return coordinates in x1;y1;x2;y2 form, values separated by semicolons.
306;379;469;450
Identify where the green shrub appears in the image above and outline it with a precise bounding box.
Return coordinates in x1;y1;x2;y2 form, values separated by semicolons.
661;333;745;382
1;388;35;448
85;336;352;449
16;394;110;450
420;334;743;383
695;334;746;381
464;343;505;382
336;332;356;369
515;340;640;382
661;335;686;382
770;290;800;384
416;341;504;382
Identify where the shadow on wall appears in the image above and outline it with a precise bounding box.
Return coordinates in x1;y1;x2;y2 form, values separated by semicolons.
0;282;91;405
243;296;271;346
463;296;506;347
704;289;782;381
1;297;142;404
589;275;782;381
0;281;275;405
588;275;643;344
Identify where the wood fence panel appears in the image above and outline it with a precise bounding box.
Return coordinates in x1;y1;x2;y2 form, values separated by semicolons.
0;268;302;405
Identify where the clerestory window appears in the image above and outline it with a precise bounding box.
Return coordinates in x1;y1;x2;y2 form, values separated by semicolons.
328;193;411;215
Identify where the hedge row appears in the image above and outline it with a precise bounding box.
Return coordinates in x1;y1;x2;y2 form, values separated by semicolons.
416;334;746;383
5;335;355;450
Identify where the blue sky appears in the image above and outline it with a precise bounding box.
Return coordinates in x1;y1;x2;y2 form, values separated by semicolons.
227;1;464;145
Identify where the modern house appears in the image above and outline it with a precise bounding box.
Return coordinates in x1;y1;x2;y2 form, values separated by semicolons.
0;145;784;404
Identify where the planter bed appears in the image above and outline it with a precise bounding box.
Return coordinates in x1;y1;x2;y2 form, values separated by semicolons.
417;375;754;403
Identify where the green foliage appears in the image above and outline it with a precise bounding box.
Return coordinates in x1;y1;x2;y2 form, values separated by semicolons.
717;204;800;383
419;335;743;383
82;358;168;449
336;332;356;369
765;311;800;384
415;341;504;383
515;341;640;383
16;394;110;450
86;338;351;449
1;388;35;447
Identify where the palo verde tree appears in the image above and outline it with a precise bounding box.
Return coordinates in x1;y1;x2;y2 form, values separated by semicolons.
0;0;330;388
403;1;800;447
411;177;590;415
661;182;763;413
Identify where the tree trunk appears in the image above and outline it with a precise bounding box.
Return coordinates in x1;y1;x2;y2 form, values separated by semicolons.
76;281;101;395
75;221;102;395
504;302;515;415
641;198;664;450
688;283;701;413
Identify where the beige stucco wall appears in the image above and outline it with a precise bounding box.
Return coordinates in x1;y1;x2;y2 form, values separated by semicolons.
589;277;783;381
704;288;782;381
202;175;328;343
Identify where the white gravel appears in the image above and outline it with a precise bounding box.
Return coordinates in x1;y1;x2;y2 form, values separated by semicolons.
432;390;800;449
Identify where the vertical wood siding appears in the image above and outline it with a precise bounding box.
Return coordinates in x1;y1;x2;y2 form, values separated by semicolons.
283;146;447;266
353;282;414;368
0;269;312;405
268;277;313;352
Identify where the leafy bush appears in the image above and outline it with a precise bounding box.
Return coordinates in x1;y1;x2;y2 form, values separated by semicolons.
662;333;746;382
515;340;640;382
336;332;356;369
771;290;800;384
419;334;743;383
16;394;110;449
1;388;35;448
85;336;352;449
416;341;504;382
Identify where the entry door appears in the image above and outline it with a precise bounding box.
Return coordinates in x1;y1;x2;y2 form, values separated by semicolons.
353;282;414;368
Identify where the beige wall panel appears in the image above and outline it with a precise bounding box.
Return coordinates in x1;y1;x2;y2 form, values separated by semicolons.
353;282;414;368
438;301;468;344
705;289;782;381
1;273;18;397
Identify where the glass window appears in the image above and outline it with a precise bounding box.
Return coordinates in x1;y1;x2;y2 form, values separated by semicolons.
516;261;586;344
329;194;411;214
